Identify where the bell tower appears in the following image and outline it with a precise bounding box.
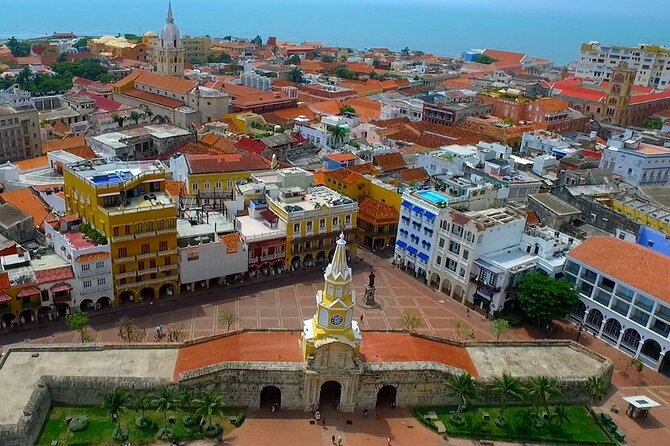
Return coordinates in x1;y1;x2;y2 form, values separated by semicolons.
155;1;184;77
605;62;635;126
301;233;362;361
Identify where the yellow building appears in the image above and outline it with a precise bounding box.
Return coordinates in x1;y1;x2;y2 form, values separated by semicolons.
88;35;149;61
301;233;361;360
63;159;179;304
609;195;670;235
267;185;359;269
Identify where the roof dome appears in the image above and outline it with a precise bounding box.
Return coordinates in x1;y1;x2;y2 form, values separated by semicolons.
144;31;157;37
159;1;181;49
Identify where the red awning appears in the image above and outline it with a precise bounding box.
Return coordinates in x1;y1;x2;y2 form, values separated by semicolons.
17;286;40;298
50;282;72;293
0;293;11;303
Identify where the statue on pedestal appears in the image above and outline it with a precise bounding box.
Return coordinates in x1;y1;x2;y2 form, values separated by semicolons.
364;268;378;307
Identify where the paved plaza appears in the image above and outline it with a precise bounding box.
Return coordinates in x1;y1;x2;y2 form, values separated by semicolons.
1;251;669;445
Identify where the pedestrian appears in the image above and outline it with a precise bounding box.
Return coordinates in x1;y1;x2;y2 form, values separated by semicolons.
322;416;326;428
376;409;381;419
331;435;336;445
360;314;364;323
466;307;470;317
387;436;392;446
363;408;368;418
337;435;342;445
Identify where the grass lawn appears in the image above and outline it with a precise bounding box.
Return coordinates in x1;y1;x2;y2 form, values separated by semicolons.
416;405;617;445
37;406;244;446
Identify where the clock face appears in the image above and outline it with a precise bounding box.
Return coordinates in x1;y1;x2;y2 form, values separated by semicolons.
330;314;344;326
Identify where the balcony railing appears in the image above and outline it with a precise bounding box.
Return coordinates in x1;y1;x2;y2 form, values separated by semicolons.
116;255;136;263
158;249;177;256
111;234;134;243
136;252;157;260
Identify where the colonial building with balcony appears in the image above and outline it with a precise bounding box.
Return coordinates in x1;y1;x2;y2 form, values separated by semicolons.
236;199;287;279
566;237;670;377
44;216;113;311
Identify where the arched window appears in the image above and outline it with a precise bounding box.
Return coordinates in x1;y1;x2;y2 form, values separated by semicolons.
336;287;342;298
174;39;177;48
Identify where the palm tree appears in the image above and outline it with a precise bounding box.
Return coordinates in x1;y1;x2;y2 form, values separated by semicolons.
290;66;304;84
193;391;224;428
446;372;477;412
528;376;561;414
153;385;177;430
585;376;608;405
130;111;140;125
102;387;128;432
328;124;349;148
132;393;152;420
178;388;196;415
551;404;570;429
490;373;524;422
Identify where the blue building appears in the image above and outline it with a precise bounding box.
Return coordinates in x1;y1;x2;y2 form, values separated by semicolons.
322;152;358;170
636;226;670;257
394;189;450;282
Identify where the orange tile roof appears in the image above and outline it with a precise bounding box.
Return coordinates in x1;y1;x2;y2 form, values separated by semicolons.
270;106;317;122
65;145;96;159
221;233;240;254
34;266;74;284
75;252;111;263
114;69;197;95
357;196;398;224
537;97;569;114
325;167;364;185
342;97;381;120
399;167;429;184
164;180;188;198
483;49;526;66
200;134;238;153
308;100;341;116
0;188;52;227
0;272;9;291
374;152;407;172
568;237;670;304
41;135;86;154
186;152;271;174
347;163;378;176
14;156;49;172
123;88;185;109
324;152;357;163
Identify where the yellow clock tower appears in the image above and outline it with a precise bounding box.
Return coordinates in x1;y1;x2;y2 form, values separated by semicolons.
301;233;362;360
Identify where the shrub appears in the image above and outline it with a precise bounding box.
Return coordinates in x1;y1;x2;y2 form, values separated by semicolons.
112;427;129;441
68;415;89;432
232;413;246;427
157;427;175;441
183;414;200;427
202;423;222;437
135;416;151;429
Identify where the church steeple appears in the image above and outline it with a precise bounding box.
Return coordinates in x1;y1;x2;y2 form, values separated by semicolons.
155;0;184;77
167;1;174;23
301;233;362;361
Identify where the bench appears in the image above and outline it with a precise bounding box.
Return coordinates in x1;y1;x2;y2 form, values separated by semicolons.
434;420;446;433
614;429;626;441
600;412;613;424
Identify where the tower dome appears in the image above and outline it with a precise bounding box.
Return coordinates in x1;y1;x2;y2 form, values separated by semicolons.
159;1;181;49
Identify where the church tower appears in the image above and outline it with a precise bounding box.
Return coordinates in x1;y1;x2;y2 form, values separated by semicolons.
605;62;636;126
155;1;184;77
301;233;362;361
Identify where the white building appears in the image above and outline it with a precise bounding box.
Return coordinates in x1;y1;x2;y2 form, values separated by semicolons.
417;145;480;176
566;237;670;376
575;42;670;90
599;132;670;186
294;115;350;150
427;205;527;304
177;210;247;291
472;227;579;314
43;217;114;311
520;130;580;158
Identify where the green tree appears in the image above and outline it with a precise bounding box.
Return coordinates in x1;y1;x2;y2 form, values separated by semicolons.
585;376;608;404
65;311;91;343
102;387;128;432
447;372;477;412
73;37;91;48
643;117;663;130
7;37;31;57
516;273;579;326
334;66;356;80
57;53;68;63
290;66;304;84
217;306;239;331
401;47;410;56
320;54;335;63
474;54;498;64
528;376;561;411
621;357;643;380
490;372;524;423
207;52;232;63
339;105;356;115
490;318;510;341
400;311;423;332
153;385;177;430
551;404;570;429
251;35;263;46
193;391;224;428
286;54;301;65
130;111;140;124
178;388;196;415
132;393;152;420
328;124;349;148
17;67;32;86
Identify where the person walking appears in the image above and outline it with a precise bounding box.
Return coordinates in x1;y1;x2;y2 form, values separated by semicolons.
376;409;381;419
331;435;336;444
363;408;368;418
337;435;342;445
360;314;364;324
387;436;392;446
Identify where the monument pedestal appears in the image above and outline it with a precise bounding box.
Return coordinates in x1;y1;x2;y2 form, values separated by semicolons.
360;285;380;309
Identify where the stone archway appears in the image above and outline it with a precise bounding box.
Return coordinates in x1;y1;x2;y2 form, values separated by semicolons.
319;380;342;410
19;309;35;324
159;283;174;298
291;256;301;270
119;290;134;304
429;273;441;289
376;385;397;409
80;298;93;312
97;296;112;309
440;278;453;296
140;287;156;301
1;313;16;328
260;385;281;409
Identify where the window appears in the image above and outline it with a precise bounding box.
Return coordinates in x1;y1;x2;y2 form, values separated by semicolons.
615;285;634;302
135;223;142;234
125;225;131;235
141;244;150;254
216;181;222;189
319;219;325;229
580;268;597;283
436;255;442;265
158;220;165;231
149;259;156;268
564;260;580;275
192;183;198;192
438;238;445;248
448;241;460;255
159;241;168;252
147;221;154;231
113;227;120;237
97;278;106;286
306;221;313;231
165;257;171;266
81;264;90;271
187;252;199;261
345;215;351;224
332;217;339;227
462;250;469;260
83;280;92;288
294;223;300;233
445;258;458;272
119;265;126;274
95;261;104;269
138;261;145;270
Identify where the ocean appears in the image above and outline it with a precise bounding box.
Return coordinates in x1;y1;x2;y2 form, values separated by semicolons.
0;0;668;64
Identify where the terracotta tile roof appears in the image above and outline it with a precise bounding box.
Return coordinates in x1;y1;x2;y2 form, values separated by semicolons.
308;100;341;116
537;98;569;114
186;152;271;174
15;56;42;65
342;97;381;120
42;135;87;155
200;134;238;153
76;90;124;112
324;152;358;163
235;137;266;155
347;163;378;176
0;188;53;227
123;88;185;109
483;49;526;66
34;266;75;284
221;233;240;254
0;272;9;291
269;106;316;122
173;331;478;381
114;69;197;95
346;62;374;75
526;211;541;226
374;152;407;172
325;168;364;185
65;145;96;159
14;156;49;171
629;90;670;105
399;167;429;184
164;180;188;198
222;83;294;109
357;196;398;224
158;142;221;160
568;237;670;304
75;252;111;263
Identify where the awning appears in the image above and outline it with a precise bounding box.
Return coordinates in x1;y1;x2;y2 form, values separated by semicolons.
50;282;72;293
401;200;412;209
396;240;407;248
406;246;418;255
17;286;40;298
411;206;424;215
0;293;11;303
417;252;430;262
423;211;436;220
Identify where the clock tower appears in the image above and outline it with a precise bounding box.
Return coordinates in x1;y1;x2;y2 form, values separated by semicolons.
301;233;362;361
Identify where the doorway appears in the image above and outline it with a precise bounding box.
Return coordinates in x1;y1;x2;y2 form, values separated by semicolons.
319;380;342;410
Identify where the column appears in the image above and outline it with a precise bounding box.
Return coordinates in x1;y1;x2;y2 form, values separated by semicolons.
655;351;667;372
616;327;625;348
635;338;644;358
597;320;606;338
